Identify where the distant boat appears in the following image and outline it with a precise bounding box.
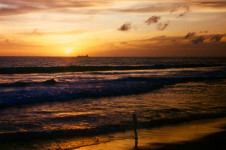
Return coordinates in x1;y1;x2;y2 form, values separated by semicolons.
77;55;88;58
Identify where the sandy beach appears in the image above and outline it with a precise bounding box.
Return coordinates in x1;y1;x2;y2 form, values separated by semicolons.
76;117;226;150
143;131;226;150
0;113;225;150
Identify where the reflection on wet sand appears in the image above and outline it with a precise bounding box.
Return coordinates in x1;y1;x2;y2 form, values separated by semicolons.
76;118;226;150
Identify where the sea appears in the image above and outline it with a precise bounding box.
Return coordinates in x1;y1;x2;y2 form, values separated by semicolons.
0;57;225;149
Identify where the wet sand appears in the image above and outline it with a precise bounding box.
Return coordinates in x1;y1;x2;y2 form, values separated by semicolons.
140;130;226;150
76;117;226;150
0;117;225;150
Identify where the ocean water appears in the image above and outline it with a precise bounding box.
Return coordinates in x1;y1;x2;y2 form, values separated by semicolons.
0;57;225;149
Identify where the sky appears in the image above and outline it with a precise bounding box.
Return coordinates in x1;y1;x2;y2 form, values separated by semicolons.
0;0;225;57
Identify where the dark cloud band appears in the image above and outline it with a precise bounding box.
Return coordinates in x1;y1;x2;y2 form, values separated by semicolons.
118;23;132;31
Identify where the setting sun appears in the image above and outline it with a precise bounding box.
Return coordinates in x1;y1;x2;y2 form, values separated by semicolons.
64;48;73;54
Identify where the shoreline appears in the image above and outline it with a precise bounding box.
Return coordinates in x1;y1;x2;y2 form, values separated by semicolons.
76;117;226;150
0;117;225;150
141;130;226;150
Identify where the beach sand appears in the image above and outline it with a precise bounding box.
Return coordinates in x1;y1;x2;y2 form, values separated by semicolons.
0;117;225;150
76;117;226;150
141;131;226;150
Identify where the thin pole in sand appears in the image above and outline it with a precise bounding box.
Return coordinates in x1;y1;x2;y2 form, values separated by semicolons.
133;114;138;148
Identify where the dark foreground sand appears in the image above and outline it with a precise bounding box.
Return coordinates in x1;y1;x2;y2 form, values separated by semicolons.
138;130;226;150
77;118;226;150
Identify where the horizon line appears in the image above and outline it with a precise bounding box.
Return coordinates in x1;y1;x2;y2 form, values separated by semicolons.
0;56;225;58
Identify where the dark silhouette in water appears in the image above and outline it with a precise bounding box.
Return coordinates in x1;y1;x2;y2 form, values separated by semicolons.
43;78;57;84
133;114;138;148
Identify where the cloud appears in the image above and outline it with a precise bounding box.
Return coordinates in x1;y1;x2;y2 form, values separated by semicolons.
31;29;39;35
120;42;127;45
1;1;226;16
118;4;172;14
19;29;43;36
29;29;42;36
184;33;225;44
94;35;226;57
0;4;40;16
156;22;169;31
145;16;161;25
19;29;88;36
0;0;107;16
210;34;224;42
170;5;190;17
196;2;226;8
4;39;9;43
184;32;196;39
191;36;205;44
0;37;39;48
118;22;132;31
178;6;190;17
112;34;225;48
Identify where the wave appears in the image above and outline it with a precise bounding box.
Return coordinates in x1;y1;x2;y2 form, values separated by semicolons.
0;81;29;87
1;69;225;88
0;78;58;87
0;76;224;108
0;64;225;74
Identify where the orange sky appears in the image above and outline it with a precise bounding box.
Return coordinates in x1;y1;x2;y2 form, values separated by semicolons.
0;0;226;57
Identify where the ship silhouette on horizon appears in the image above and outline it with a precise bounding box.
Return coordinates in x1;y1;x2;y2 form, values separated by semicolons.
77;55;88;58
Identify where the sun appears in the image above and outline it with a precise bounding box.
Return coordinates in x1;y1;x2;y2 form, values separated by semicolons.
64;47;73;54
